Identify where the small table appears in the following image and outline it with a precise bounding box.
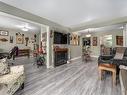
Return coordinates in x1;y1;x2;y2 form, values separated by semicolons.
98;64;117;85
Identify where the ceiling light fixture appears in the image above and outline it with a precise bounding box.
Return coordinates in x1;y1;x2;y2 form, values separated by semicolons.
119;26;124;29
86;29;91;37
22;27;29;31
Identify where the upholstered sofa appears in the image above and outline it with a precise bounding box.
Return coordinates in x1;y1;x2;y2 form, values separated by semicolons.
98;47;127;66
119;65;127;95
0;65;25;95
98;47;115;64
113;47;127;66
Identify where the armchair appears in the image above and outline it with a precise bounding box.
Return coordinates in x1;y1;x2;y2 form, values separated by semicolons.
98;47;114;65
98;47;127;66
119;65;127;95
0;65;25;95
113;47;127;66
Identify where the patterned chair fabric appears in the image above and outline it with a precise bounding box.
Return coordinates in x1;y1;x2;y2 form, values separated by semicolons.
0;65;25;95
119;65;127;95
113;47;127;66
0;58;10;76
98;47;127;66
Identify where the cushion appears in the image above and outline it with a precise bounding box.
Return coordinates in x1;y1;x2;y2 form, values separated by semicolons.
0;58;10;76
116;47;126;53
114;47;126;60
120;65;127;70
120;69;127;90
114;52;124;59
103;47;111;55
0;73;22;84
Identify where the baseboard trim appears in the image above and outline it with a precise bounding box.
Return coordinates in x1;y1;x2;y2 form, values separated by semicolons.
70;56;82;61
47;65;54;69
91;55;99;58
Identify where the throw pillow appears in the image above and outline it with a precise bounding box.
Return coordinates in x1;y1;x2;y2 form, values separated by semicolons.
103;47;111;55
114;52;124;59
0;58;10;76
119;65;127;70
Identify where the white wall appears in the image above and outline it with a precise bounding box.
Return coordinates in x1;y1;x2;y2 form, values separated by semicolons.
0;2;69;32
84;30;123;57
0;28;39;52
69;37;82;59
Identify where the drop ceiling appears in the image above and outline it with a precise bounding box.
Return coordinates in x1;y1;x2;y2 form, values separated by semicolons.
1;0;127;28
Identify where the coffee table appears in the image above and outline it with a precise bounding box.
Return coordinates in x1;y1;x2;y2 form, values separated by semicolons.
98;64;117;85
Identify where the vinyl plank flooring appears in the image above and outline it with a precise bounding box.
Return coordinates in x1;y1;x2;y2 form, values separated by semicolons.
12;57;121;95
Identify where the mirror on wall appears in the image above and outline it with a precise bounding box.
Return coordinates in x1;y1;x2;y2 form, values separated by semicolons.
100;35;112;47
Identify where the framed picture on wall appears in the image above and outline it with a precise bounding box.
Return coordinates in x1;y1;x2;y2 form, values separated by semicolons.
10;36;13;43
16;33;24;44
0;30;9;36
116;36;123;46
92;37;97;46
70;33;80;45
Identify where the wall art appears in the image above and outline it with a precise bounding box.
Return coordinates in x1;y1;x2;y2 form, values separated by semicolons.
0;30;9;36
92;37;97;46
10;36;13;43
0;38;8;42
16;32;24;44
70;33;80;45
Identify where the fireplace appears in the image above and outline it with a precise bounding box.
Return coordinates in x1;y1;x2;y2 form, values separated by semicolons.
54;48;68;66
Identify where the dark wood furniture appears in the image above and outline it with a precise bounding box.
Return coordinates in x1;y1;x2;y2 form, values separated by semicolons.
13;49;30;60
54;48;68;53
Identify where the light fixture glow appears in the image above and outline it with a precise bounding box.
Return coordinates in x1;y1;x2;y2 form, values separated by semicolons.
85;28;92;37
86;34;91;37
120;26;124;29
22;27;29;31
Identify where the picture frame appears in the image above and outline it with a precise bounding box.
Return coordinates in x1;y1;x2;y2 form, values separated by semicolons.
16;33;24;44
116;36;123;46
70;34;80;45
0;30;9;36
92;37;97;46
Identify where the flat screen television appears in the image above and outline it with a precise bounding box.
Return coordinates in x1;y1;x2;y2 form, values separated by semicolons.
54;31;67;44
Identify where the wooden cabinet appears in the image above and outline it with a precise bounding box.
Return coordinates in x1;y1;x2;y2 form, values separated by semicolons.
13;49;30;60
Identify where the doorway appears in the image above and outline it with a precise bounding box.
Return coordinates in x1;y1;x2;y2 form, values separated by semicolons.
0;12;50;68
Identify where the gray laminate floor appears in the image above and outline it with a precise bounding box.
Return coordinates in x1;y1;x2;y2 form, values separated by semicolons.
12;57;121;95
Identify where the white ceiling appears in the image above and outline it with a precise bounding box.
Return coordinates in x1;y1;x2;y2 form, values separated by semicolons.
1;0;127;27
0;12;41;33
77;24;124;34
